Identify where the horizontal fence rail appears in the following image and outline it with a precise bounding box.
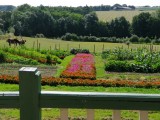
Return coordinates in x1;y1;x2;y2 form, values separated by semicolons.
40;91;160;110
0;67;160;120
1;91;160;110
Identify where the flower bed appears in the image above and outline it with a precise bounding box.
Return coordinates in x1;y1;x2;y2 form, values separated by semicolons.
1;75;160;88
60;53;96;80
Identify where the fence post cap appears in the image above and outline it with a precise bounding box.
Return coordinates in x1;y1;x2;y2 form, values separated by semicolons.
19;67;37;72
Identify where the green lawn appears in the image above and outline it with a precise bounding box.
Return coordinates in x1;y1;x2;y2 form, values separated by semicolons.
0;84;160;119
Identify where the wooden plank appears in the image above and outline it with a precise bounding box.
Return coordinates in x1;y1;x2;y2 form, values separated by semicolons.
87;109;94;120
113;110;121;120
60;108;68;120
40;91;160;111
19;67;41;120
139;111;148;120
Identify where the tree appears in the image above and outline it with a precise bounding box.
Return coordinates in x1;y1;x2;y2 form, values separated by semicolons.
84;12;99;36
107;16;131;37
132;12;152;37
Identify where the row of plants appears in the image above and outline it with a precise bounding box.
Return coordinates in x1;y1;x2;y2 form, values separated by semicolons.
103;47;160;73
40;49;70;59
60;53;96;79
1;75;160;88
0;47;62;64
0;50;39;65
61;33;160;44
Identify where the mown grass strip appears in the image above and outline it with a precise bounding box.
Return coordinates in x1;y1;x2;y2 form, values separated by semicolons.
54;55;74;77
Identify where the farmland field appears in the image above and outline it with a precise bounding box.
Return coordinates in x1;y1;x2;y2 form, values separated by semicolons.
1;37;160;53
96;10;155;22
1;37;160;119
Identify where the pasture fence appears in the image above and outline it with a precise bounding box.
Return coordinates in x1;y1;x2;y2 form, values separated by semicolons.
31;40;159;53
0;67;160;120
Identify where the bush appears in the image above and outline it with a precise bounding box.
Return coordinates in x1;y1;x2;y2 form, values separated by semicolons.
0;51;6;63
35;33;45;38
144;37;151;43
130;35;139;42
61;33;78;41
46;55;52;64
105;60;130;72
70;48;90;54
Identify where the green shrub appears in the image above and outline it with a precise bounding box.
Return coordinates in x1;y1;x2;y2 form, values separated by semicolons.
70;48;90;54
130;35;139;42
35;33;45;38
0;51;6;63
105;60;129;72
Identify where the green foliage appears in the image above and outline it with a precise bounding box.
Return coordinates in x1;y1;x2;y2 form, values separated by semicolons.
70;48;90;54
103;47;160;73
105;60;130;72
54;55;75;77
35;33;45;38
0;47;63;65
0;50;6;63
102;47;134;60
130;35;139;42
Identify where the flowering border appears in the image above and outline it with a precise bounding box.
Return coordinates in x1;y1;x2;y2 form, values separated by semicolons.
60;53;96;80
0;75;160;88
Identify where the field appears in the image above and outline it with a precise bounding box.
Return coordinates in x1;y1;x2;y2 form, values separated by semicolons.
96;10;155;23
1;37;160;119
1;37;160;53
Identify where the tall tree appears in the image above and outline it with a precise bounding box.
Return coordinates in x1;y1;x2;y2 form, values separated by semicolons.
84;12;99;36
107;16;130;37
132;12;152;37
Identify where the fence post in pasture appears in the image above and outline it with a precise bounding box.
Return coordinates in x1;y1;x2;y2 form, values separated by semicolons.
102;44;104;51
79;44;80;49
55;44;57;50
37;39;39;51
67;44;69;51
33;41;35;50
19;67;41;120
93;44;95;53
39;43;41;51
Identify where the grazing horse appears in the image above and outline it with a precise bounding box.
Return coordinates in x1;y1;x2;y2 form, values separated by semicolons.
6;38;20;46
19;39;26;45
6;38;26;46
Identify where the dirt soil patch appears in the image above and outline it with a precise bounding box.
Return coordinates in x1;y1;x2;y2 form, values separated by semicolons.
0;64;57;77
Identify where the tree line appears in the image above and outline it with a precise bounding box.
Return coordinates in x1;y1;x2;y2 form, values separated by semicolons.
0;4;160;40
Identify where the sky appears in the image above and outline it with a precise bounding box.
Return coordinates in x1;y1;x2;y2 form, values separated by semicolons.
0;0;160;7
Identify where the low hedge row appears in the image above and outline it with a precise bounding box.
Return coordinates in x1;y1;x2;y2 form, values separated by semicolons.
0;75;160;88
105;60;160;73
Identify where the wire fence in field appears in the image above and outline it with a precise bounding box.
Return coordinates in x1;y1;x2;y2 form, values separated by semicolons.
33;40;160;53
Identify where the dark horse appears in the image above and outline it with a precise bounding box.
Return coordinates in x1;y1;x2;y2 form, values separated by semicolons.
6;38;26;46
18;39;26;45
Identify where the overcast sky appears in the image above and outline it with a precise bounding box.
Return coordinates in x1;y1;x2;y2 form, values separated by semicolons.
0;0;159;7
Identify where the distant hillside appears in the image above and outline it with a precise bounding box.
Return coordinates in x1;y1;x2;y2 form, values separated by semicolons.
96;10;155;23
0;5;16;11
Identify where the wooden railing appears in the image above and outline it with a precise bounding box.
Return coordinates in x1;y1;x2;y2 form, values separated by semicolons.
0;67;160;120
